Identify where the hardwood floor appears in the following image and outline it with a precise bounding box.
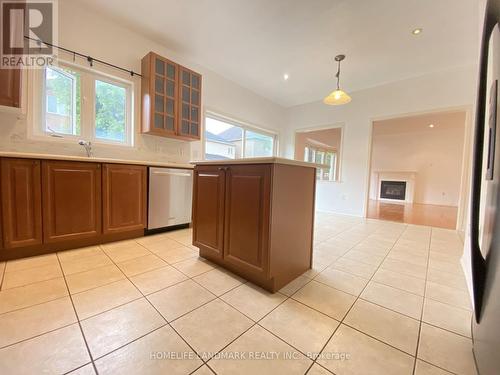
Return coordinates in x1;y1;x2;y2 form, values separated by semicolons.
366;200;458;229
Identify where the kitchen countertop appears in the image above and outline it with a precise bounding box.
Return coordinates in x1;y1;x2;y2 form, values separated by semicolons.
0;151;194;169
190;157;316;168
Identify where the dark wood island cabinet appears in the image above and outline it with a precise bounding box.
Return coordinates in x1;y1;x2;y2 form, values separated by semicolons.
192;158;316;292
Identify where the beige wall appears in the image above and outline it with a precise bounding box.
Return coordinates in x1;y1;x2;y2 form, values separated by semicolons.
369;111;467;206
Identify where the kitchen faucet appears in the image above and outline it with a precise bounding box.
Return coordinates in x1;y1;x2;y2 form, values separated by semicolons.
78;140;93;157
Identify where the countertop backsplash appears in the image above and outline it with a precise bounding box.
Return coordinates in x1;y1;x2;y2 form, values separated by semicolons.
0;111;199;165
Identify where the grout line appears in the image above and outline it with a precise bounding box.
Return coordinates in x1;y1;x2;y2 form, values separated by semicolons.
54;252;99;375
305;223;410;372
411;227;432;375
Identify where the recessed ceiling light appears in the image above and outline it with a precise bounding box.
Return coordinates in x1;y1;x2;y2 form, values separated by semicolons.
283;73;289;81
429;124;435;128
412;28;423;35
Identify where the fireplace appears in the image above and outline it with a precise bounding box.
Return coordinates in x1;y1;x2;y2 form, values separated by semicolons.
380;180;406;201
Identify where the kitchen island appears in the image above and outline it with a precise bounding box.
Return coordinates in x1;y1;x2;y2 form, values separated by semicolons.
191;157;316;292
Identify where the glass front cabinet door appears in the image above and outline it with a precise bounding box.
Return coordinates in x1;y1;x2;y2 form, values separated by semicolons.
141;52;201;141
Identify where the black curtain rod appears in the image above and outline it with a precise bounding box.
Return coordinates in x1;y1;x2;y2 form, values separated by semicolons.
24;36;142;77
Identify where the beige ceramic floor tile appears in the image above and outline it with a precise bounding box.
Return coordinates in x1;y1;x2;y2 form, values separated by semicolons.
344;299;420;355
279;275;311;296
314;267;369;296
140;237;185;253
60;253;113;275
66;265;125;294
331;257;378;279
342;249;385;266
81;298;165;359
415;359;454;374
193;268;244;296
95;325;201;375
5;254;59;273
68;363;96;375
425;281;472;310
381;258;427;279
361;281;423;319
0;277;68;314
58;246;104;262
428;259;463;275
172;257;215;277
427;268;468;290
209;325;311;375
116;254;167;277
0;324;90;375
318;324;414;375
0;296;76;348
292;280;356;321
221;283;286;321
156;246;198;264
388;251;428;266
373;268;426;296
260;299;339;354
307;363;334;375
418;323;476;375
192;365;216;375
2;263;62;289
148;279;215;322
129;266;187;295
102;243;151;263
422;298;472;337
171;299;253;357
72;279;142;320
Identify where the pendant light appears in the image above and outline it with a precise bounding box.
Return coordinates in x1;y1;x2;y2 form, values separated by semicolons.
323;54;352;105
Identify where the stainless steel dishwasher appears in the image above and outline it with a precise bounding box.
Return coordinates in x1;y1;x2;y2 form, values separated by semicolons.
148;167;193;230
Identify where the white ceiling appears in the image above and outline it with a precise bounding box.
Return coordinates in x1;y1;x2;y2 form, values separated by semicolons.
73;0;479;107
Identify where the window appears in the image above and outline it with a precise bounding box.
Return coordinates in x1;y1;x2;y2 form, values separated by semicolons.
34;62;133;146
304;146;337;181
204;114;276;160
44;66;80;136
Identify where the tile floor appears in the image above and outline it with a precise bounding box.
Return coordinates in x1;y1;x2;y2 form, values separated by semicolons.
0;213;476;374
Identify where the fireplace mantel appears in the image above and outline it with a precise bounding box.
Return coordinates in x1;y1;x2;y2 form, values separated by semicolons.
371;171;416;204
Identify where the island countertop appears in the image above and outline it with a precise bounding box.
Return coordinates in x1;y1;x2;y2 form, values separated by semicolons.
191;156;316;168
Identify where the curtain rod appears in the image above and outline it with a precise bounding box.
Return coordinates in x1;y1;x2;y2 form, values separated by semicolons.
24;36;143;77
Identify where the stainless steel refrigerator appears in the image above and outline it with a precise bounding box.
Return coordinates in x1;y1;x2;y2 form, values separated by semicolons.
471;1;500;374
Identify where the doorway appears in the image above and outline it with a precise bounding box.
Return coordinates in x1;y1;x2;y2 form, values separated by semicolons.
366;110;469;229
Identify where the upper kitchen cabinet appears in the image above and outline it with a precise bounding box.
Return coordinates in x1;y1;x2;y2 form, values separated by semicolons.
178;66;202;139
0;68;21;108
141;52;201;141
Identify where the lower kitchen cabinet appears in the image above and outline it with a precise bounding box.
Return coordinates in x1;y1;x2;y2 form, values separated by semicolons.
192;162;316;292
192;166;226;258
103;164;147;235
0;158;43;248
223;165;271;279
42;160;102;243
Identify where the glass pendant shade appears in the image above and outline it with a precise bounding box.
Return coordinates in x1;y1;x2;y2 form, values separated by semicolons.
323;89;352;105
324;54;351;106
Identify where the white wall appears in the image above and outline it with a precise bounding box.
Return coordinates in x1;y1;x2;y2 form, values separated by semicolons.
282;65;477;217
369;111;466;206
0;1;285;163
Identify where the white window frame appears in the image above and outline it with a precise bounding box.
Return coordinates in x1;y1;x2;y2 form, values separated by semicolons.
203;111;278;160
304;145;338;181
28;60;134;147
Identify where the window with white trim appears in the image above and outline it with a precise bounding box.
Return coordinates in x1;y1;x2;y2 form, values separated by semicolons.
304;146;338;181
204;114;276;160
31;62;134;146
